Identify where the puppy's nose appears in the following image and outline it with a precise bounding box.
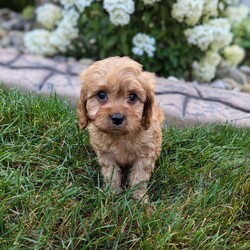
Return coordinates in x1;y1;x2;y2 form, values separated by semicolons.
110;113;124;126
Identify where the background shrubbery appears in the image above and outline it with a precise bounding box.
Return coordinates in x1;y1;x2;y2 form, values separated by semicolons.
70;1;203;79
3;0;250;82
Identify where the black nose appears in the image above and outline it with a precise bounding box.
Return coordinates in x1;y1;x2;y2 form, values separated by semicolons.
110;113;124;126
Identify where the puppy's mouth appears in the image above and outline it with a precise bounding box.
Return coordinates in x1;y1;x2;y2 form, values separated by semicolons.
93;113;131;135
95;123;128;135
96;122;129;135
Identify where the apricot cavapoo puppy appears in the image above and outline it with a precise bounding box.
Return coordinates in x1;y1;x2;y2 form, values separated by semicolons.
77;57;164;202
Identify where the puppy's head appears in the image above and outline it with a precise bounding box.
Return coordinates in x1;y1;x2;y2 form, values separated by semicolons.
77;57;155;135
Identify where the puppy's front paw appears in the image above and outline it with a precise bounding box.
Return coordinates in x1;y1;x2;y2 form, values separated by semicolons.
132;190;149;203
103;182;123;195
101;164;122;194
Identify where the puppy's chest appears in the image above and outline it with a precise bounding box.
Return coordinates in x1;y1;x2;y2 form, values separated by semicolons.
111;140;139;165
92;135;152;166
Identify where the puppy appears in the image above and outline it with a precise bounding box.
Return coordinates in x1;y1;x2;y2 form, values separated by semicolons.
77;57;164;201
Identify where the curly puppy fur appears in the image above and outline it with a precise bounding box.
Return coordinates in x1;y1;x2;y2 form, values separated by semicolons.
77;57;164;201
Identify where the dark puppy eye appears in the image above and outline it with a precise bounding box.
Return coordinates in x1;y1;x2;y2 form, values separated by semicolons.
97;91;107;101
128;93;137;104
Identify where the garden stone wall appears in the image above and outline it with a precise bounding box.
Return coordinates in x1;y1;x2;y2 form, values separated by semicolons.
0;48;250;128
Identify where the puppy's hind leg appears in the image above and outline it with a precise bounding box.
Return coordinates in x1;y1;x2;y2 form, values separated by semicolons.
129;158;154;202
98;154;122;194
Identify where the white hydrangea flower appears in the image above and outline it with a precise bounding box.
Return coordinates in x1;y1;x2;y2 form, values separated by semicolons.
75;0;94;12
185;25;214;51
225;4;250;24
192;61;216;82
185;18;232;51
192;50;222;82
222;45;245;66
24;29;57;56
171;0;204;26
50;8;80;52
103;0;135;26
132;33;156;57
109;11;130;26
203;0;218;18
60;7;80;25
49;31;69;52
204;51;222;67
60;0;75;9
36;3;62;30
143;0;161;5
208;18;233;50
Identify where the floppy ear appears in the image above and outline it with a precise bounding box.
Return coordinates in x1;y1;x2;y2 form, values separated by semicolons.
141;72;155;130
77;73;88;130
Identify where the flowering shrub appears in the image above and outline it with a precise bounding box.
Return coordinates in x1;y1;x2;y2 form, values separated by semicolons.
24;0;249;82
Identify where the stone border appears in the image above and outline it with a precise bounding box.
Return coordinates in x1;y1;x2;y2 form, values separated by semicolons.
1;48;250;127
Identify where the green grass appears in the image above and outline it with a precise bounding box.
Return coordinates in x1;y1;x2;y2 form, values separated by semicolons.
0;87;249;249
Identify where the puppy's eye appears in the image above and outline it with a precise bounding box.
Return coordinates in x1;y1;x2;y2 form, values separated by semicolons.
128;93;137;104
97;91;107;101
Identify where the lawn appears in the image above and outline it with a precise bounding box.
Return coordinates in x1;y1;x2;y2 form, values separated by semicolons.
0;87;249;249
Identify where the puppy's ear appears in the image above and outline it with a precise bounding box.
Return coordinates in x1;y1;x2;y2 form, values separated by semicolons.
141;72;155;130
77;73;88;130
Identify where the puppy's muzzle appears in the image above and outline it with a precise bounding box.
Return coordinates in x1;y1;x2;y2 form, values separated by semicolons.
110;113;125;126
